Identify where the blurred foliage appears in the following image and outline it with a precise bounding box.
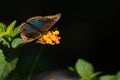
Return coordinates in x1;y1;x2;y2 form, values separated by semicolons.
0;21;24;80
69;59;120;80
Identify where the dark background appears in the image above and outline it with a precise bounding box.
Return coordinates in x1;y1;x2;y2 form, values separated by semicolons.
0;0;120;77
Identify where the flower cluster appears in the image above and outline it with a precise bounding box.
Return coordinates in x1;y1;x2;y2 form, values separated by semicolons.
39;30;61;45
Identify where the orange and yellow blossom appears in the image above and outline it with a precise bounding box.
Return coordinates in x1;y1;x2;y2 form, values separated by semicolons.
38;30;61;45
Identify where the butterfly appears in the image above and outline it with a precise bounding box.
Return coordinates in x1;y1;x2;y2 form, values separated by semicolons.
18;13;61;42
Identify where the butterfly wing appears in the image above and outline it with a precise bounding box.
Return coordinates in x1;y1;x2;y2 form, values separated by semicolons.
19;23;41;42
27;13;61;33
19;13;61;42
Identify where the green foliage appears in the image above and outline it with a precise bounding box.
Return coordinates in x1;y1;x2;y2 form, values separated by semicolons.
11;27;20;37
0;21;23;80
0;21;22;48
0;20;20;42
0;22;6;33
6;20;16;34
75;59;94;78
100;75;116;80
71;59;120;80
0;38;10;48
0;58;18;80
115;71;120;80
11;38;24;48
68;66;75;72
100;71;120;80
0;22;9;38
0;50;7;78
0;50;18;80
75;59;100;80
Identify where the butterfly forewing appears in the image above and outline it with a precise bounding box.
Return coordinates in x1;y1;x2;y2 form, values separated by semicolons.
27;13;61;32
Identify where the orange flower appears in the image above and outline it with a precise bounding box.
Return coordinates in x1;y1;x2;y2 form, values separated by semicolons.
38;30;61;45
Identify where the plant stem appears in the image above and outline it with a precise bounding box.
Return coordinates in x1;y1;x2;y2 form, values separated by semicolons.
27;45;44;80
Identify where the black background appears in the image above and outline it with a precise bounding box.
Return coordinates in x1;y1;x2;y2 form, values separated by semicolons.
0;0;120;76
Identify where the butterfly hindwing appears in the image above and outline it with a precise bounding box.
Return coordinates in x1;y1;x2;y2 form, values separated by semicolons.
21;31;40;42
19;22;41;42
18;13;61;42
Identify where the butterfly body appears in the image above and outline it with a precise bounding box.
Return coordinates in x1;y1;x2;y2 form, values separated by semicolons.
18;13;61;42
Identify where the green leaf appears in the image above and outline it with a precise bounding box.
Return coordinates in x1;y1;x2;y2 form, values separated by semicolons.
0;58;18;80
75;59;94;78
0;22;6;33
100;75;115;80
68;66;75;72
6;20;16;34
87;72;101;80
0;50;7;79
0;32;9;38
115;71;120;80
11;27;20;37
9;58;18;71
0;62;11;80
11;38;24;48
0;38;10;48
0;37;19;79
0;50;18;80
